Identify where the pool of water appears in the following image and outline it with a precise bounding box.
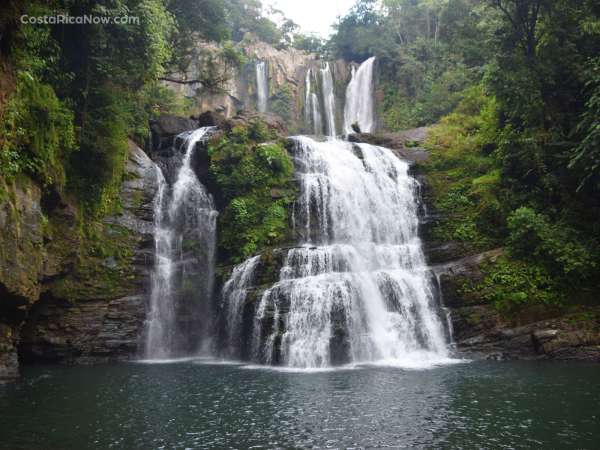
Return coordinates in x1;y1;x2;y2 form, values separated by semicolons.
1;359;599;449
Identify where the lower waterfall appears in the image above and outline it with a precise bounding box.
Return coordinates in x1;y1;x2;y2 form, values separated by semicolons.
221;136;452;368
144;127;218;359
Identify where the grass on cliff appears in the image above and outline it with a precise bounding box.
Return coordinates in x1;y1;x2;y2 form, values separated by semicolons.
208;120;295;264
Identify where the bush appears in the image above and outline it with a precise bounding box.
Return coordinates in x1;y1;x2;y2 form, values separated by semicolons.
0;72;76;187
208;121;295;262
507;207;596;279
465;256;562;312
68;88;130;216
421;85;503;249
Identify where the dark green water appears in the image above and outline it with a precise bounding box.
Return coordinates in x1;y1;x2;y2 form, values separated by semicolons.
1;360;599;449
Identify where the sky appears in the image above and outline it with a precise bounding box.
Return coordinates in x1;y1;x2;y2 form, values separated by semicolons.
265;0;356;38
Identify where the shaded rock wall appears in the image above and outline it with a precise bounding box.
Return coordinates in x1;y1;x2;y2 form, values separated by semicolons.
0;141;159;380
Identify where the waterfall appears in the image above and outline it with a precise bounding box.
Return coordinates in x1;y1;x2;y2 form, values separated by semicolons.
220;53;452;368
222;135;451;368
320;62;337;137
221;255;261;358
145;127;218;359
344;56;376;134
304;69;312;127
304;69;323;135
310;94;323;136
256;61;268;113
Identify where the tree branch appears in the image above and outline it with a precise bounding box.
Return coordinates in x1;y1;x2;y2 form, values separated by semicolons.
159;77;201;85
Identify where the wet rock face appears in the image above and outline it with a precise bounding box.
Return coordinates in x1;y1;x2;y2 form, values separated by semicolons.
0;178;45;305
0;141;159;380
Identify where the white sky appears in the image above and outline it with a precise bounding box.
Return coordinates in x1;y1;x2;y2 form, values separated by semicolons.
266;0;356;38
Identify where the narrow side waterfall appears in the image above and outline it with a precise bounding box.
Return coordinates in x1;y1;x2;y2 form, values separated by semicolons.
321;62;337;137
310;93;323;136
304;69;324;135
221;255;261;358
221;135;451;369
145;127;218;359
304;69;312;126
344;56;376;134
256;61;268;113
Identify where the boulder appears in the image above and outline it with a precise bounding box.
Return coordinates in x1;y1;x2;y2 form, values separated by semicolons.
225;110;288;135
149;114;198;152
348;128;430;163
196;110;227;128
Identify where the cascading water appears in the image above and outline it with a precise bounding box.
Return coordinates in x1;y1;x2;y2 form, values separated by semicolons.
221;55;453;369
304;69;312;126
222;136;452;368
320;62;337;137
256;61;268;113
310;93;323;136
344;56;376;134
304;68;323;135
253;137;450;368
145;127;218;359
221;255;261;359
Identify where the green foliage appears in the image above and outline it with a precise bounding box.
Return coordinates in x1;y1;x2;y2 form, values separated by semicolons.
330;0;383;61
269;85;293;125
332;0;600;313
569;57;600;191
208;121;294;262
292;33;324;53
331;0;485;129
0;72;76;187
194;42;247;94
68;88;129;216
421;85;503;248
464;256;562;312
507;207;596;280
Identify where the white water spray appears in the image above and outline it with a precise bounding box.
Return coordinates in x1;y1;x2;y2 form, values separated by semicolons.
344;56;376;134
256;61;268;113
321;62;337;137
304;69;324;135
221;255;261;358
145;127;218;359
253;137;450;368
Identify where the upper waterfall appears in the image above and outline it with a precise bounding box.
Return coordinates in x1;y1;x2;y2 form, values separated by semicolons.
344;56;376;134
304;68;323;135
144;127;218;359
256;61;269;113
321;62;337;137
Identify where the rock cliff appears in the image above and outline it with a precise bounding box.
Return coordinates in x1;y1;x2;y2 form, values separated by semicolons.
0;140;160;381
162;39;351;134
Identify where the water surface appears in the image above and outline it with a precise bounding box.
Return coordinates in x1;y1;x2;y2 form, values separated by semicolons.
1;360;599;449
